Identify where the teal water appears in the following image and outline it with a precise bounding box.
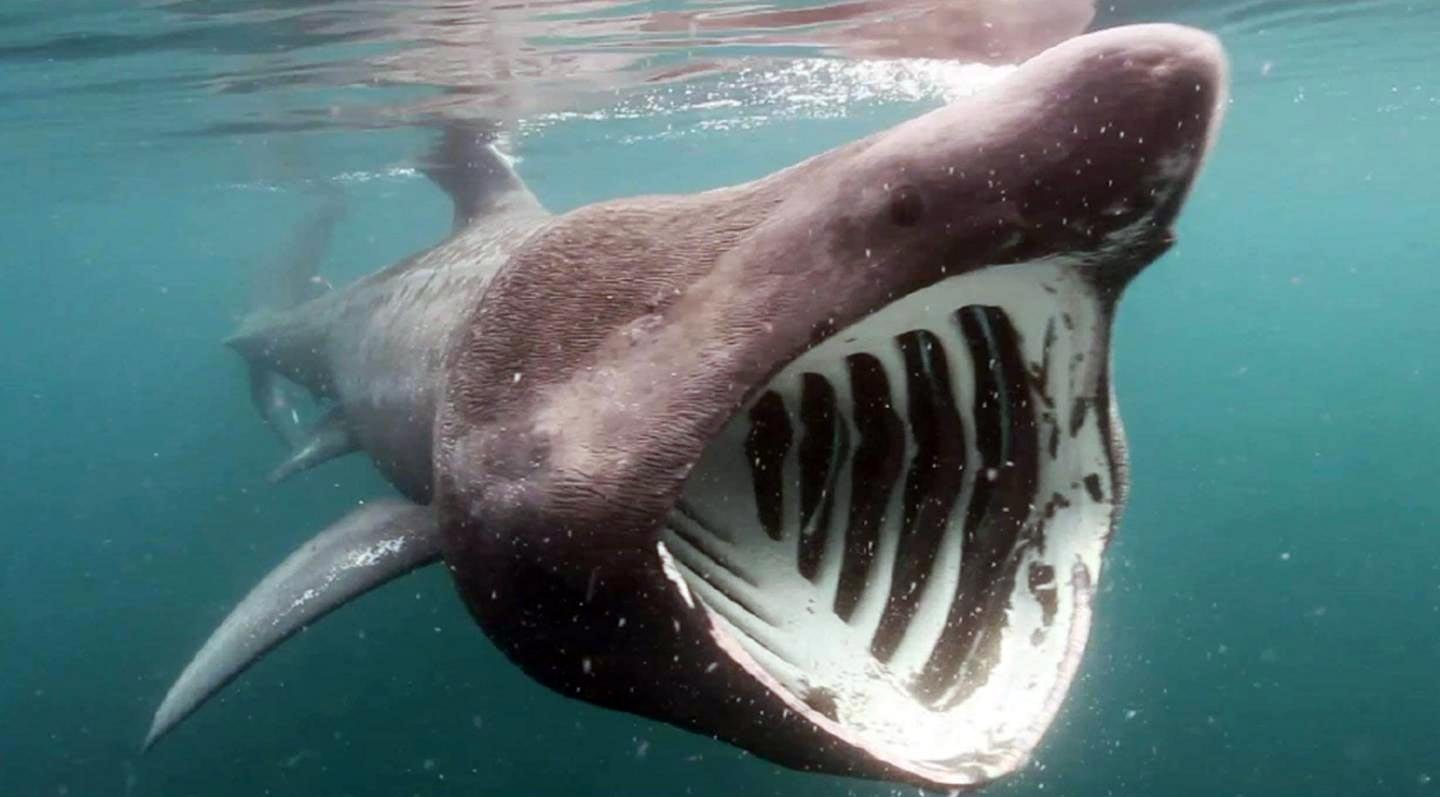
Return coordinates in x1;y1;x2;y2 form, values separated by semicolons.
3;3;1439;796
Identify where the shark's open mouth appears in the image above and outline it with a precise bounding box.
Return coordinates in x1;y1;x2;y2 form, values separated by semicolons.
659;256;1124;784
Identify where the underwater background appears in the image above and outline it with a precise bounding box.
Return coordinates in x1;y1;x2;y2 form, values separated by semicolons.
2;1;1437;795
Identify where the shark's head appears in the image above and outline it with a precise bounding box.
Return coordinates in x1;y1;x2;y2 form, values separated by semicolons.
436;23;1227;790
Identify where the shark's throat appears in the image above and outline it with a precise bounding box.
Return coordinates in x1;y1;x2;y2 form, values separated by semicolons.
660;258;1125;784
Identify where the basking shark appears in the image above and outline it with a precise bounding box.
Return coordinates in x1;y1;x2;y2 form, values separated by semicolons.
146;24;1228;790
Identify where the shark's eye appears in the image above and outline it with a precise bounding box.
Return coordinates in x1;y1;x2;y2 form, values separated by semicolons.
888;185;925;227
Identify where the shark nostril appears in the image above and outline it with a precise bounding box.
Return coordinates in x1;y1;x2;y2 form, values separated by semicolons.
888;185;925;228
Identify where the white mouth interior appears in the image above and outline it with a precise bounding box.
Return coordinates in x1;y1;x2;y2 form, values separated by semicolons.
659;259;1122;786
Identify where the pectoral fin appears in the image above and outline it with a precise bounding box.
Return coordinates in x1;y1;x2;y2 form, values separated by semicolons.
144;499;441;749
266;407;359;484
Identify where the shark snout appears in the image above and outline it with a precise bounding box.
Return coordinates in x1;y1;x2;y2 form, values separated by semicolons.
1044;24;1229;232
960;22;1228;261
802;23;1229;286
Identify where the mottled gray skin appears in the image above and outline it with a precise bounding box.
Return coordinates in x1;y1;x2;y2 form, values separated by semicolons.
228;181;550;501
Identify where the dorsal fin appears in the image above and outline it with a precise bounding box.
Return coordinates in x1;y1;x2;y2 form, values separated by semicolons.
420;120;529;233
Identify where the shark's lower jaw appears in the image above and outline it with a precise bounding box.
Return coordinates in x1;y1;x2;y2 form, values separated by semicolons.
659;257;1126;786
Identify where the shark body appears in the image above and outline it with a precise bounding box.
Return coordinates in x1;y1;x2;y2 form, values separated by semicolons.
148;24;1228;790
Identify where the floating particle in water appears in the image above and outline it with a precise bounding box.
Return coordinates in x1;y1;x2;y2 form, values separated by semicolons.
471;714;484;731
1343;738;1375;763
282;750;315;769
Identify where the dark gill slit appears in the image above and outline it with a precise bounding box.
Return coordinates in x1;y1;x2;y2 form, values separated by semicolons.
745;391;792;542
914;306;1040;704
833;353;904;621
797;373;847;581
870;330;967;662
